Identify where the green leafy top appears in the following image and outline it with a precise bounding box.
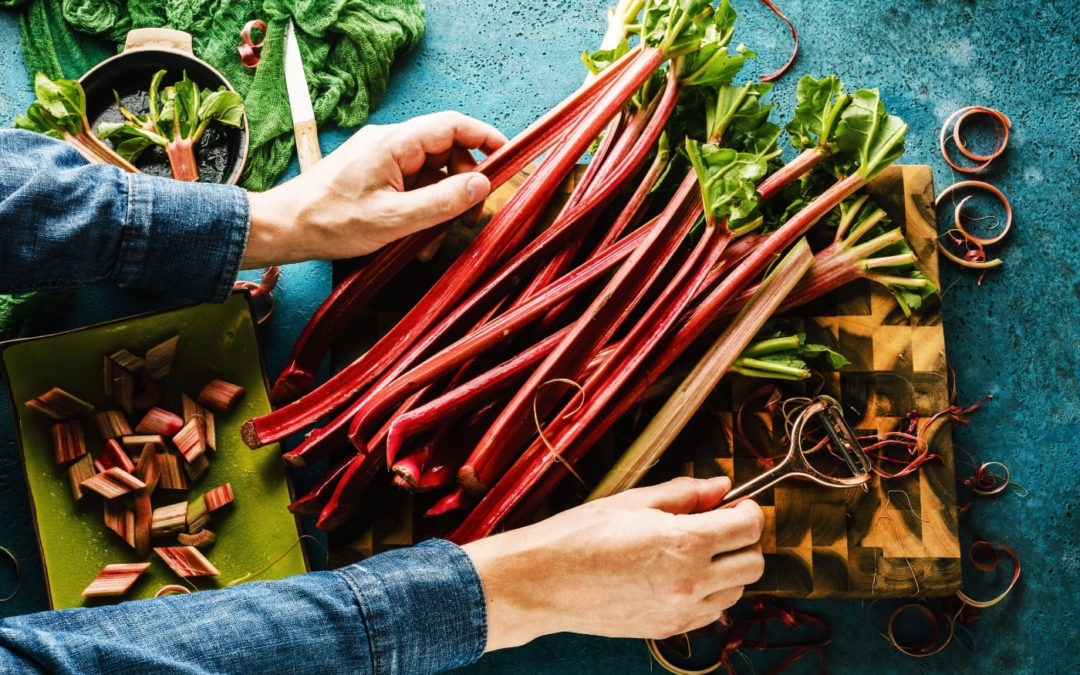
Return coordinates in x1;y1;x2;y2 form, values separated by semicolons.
786;75;850;151
834;88;907;179
685;139;766;232
582;39;632;76
14;73;90;139
642;0;716;56
705;81;773;145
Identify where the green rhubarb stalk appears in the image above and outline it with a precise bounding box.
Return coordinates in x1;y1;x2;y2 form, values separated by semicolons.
732;329;848;380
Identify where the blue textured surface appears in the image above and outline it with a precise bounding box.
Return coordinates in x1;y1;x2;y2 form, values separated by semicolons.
2;1;1079;672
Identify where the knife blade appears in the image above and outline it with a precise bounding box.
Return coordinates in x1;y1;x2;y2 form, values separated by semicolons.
283;19;322;172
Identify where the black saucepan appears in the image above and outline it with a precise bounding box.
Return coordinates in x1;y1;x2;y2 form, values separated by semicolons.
79;28;249;185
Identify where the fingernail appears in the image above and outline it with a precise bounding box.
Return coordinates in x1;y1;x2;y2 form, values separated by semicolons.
466;175;488;203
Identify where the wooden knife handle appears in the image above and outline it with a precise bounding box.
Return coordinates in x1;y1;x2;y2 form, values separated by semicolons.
294;119;323;173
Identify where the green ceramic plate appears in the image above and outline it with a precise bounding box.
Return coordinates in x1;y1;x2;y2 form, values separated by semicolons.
0;293;307;608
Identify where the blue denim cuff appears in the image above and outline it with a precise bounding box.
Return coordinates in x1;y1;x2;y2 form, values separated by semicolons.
116;172;249;303
336;539;488;673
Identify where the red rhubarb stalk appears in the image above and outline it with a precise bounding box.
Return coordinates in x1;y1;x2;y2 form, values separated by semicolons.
385;327;570;460
269;227;444;404
339;217;653;451
458;171;701;496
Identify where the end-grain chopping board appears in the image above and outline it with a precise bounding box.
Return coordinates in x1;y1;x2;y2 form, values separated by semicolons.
328;165;961;599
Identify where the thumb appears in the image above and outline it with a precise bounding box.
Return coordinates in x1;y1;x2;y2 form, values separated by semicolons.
617;476;732;515
387;172;490;235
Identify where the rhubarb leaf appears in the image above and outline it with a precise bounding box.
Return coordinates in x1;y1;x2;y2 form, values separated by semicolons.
32;74;86;135
97;122;168;162
645;0;715;54
198;88;245;129
742;122;782;163
705;82;773;145
170;77;202;141
835;88;907;179
786;75;849;151
800;342;850;370
681;39;753;88
14;74;88;138
14;103;66;140
685;139;766;229
582;39;630;75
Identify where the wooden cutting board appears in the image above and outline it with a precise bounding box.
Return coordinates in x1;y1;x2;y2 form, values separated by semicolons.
328;164;961;599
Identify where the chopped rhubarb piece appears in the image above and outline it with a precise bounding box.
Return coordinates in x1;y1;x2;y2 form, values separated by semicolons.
184;452;210;483
182;394;216;451
51;420;87;464
203;483;234;512
68;454;95;500
135;407;184;435
94;438;135;474
155;453;188;490
133;444;160;492
196;379;245;413
172;419;207;463
80;468;146;499
105;349;145;414
150;502;188;538
25;387;93;420
144;335;180;380
131;378;165;411
133;489;152;558
104;499;135;547
121;434;165;449
177;529;216;549
186;495;209;533
154;546;220;578
93;410;133;440
81;562;151;598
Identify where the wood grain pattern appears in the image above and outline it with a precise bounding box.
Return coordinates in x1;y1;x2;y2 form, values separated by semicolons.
328;166;961;599
670;165;960;598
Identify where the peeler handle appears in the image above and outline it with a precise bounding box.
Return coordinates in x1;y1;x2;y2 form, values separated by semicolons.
718;462;791;507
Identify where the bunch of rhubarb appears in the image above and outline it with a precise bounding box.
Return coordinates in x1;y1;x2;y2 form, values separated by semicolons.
242;0;929;540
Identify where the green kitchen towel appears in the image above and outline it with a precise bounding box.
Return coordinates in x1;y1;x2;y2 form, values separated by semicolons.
2;0;426;191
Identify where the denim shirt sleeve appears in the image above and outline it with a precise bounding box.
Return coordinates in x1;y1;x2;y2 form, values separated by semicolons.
0;130;248;302
0;539;487;674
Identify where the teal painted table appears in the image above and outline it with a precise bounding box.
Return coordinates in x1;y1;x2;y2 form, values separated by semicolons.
1;1;1078;672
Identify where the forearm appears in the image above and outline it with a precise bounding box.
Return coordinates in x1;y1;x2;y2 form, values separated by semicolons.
0;130;248;302
0;540;485;674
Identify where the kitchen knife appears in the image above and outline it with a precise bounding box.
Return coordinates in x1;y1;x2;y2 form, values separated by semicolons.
283;19;322;171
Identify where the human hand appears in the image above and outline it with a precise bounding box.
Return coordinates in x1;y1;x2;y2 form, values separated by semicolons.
242;111;506;267
460;476;765;651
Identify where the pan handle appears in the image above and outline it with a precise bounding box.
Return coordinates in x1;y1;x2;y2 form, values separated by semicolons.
123;28;194;56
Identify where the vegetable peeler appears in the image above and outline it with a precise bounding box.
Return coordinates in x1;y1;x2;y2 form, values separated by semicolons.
719;395;872;506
